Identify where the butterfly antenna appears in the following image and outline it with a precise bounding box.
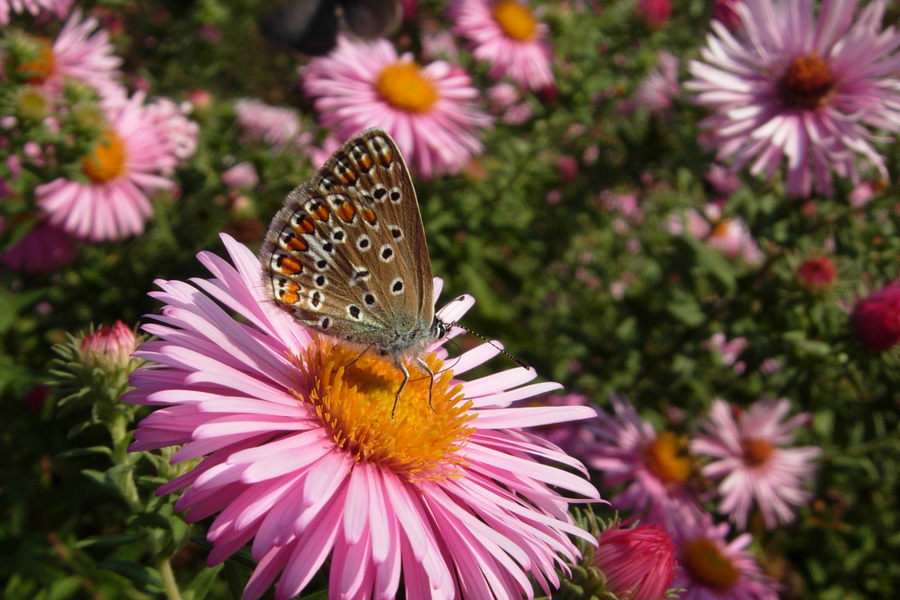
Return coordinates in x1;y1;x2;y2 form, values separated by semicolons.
448;322;531;370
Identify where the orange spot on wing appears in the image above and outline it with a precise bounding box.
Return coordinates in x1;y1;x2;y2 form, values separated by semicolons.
337;202;357;222
339;169;357;184
294;215;315;234
379;149;393;165
359;154;373;170
280;256;302;274
312;205;330;221
281;291;300;304
361;209;377;224
288;237;309;252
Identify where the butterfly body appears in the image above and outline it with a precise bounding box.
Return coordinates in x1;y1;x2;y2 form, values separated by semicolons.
259;128;444;408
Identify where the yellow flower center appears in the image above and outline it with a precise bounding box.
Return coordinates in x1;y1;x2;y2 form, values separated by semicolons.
642;431;692;484
741;437;774;467
710;220;732;239
778;53;835;110
82;130;127;183
682;538;741;590
17;38;55;84
492;0;538;42
376;62;439;114
296;338;475;481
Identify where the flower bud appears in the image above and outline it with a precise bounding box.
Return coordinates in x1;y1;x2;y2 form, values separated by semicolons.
797;257;836;293
853;282;900;352
595;523;678;600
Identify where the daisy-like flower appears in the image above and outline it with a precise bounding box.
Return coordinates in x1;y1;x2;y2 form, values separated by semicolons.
146;97;200;166
302;36;491;178
1;217;76;273
36;92;176;242
634;51;680;115
672;513;780;600
448;0;554;92
125;234;600;600
0;0;70;25
692;399;821;530
233;99;311;151
669;204;763;264
584;395;704;530
16;10;124;103
686;0;900;198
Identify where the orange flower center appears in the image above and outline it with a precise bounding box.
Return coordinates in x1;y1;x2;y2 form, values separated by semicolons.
642;431;692;484
710;220;732;239
682;538;741;590
376;61;439;113
296;338;474;481
492;0;538;42
741;437;774;466
778;53;835;110
17;38;55;84
82;130;127;183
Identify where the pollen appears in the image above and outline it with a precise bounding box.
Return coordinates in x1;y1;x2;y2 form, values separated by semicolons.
376;61;439;114
16;38;55;84
82;129;127;183
492;0;538;42
681;538;741;590
295;338;475;481
642;431;692;484
778;53;835;110
741;437;774;467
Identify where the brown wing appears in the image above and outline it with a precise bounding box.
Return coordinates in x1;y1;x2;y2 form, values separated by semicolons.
259;128;435;347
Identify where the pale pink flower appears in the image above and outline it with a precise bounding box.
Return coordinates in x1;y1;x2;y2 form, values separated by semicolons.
146;97;199;165
584;395;704;530
234;99;310;151
704;333;748;367
221;162;259;189
705;163;742;198
686;0;900;198
671;513;780;600
671;205;762;263
33;10;125;103
850;180;886;208
306;135;341;169
302;36;491;178
634;51;680;114
125;234;600;600
448;0;555;92
1;218;76;273
594;522;677;600
692;399;821;530
0;0;70;25
36;92;176;241
81;320;137;370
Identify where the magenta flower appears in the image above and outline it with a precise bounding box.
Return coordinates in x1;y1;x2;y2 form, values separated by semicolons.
633;51;680;115
125;234;600;600
448;0;554;92
19;10;125;103
584;395;704;530
686;0;900;198
302;36;491;178
594;522;678;600
852;281;900;352
692;399;821;530
0;0;70;26
0;218;76;274
672;513;780;600
36;92;177;241
233;99;310;151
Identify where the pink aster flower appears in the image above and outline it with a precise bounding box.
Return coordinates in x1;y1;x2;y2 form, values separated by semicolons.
634;51;681;115
594;522;678;600
36;92;176;241
852;280;900;352
302;36;491;178
672;514;780;600
1;218;76;273
146;97;199;166
0;0;71;25
670;204;762;264
448;0;554;92
692;399;821;530
584;395;704;530
19;10;125;103
125;234;600;600
703;333;748;368
234;99;311;151
221;162;259;189
686;0;900;198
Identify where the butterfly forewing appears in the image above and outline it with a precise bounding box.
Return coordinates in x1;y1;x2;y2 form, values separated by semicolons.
260;128;435;353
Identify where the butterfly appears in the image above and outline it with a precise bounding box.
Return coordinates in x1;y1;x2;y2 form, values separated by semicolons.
259;128;446;415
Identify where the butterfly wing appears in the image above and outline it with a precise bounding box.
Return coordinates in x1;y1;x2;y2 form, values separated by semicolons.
259;129;435;351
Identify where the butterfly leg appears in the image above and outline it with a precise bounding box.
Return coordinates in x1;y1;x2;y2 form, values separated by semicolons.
391;360;410;421
414;356;436;413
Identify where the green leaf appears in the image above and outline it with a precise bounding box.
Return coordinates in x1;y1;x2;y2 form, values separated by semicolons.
183;563;224;600
97;560;163;592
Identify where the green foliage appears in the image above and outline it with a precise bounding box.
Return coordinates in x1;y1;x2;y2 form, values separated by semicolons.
2;0;900;599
